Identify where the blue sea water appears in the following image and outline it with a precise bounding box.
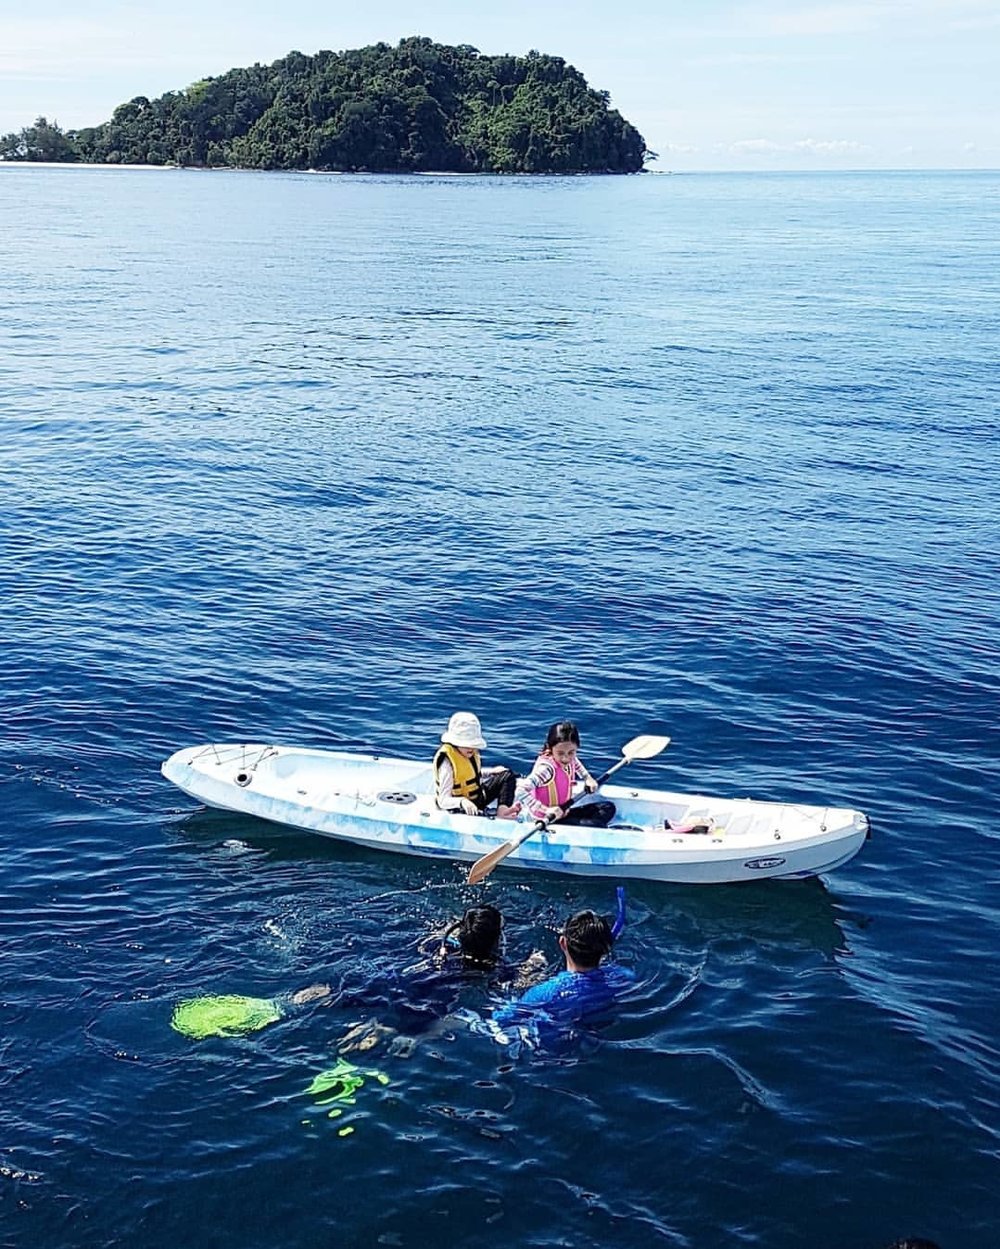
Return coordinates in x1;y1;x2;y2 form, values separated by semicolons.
1;164;998;1249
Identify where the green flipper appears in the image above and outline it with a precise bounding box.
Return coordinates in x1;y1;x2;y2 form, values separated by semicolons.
304;1058;390;1125
171;994;284;1040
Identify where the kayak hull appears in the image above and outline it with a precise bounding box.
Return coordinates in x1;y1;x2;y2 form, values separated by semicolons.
161;743;869;884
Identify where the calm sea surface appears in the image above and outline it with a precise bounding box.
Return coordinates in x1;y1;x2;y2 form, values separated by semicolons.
1;166;998;1249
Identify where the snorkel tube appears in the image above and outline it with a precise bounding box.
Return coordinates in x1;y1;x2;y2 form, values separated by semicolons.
437;919;462;960
610;886;626;941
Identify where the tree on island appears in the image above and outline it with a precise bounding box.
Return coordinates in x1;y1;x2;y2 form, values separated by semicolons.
1;39;649;174
0;116;78;162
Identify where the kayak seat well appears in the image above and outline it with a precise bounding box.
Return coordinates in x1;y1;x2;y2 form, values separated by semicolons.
268;754;434;794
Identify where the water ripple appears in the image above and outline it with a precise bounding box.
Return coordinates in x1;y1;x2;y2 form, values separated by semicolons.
1;166;997;1249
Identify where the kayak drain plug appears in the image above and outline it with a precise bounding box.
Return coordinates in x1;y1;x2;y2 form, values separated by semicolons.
235;772;251;787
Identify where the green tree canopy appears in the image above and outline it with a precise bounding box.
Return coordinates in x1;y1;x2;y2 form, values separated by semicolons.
0;116;78;162
5;39;648;173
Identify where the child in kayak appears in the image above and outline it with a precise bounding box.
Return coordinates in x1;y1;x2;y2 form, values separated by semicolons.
513;720;616;827
433;711;519;819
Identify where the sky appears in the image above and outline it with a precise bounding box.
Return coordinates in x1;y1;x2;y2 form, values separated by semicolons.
1;0;998;170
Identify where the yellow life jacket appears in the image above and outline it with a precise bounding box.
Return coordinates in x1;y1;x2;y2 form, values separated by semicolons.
434;744;484;805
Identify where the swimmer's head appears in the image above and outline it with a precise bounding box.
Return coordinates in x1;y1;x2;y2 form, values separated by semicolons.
560;910;614;970
443;905;503;964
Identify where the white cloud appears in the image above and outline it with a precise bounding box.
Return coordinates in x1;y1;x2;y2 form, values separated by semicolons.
948;12;1000;31
729;0;1000;39
0;14;274;78
688;51;788;68
0;17;199;77
0;19;115;68
729;137;871;156
761;5;884;37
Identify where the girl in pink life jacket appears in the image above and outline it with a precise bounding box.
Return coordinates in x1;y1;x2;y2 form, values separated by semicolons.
513;721;617;828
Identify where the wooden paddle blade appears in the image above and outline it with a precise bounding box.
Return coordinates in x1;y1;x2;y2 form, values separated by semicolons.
467;820;544;885
621;734;670;761
467;839;518;886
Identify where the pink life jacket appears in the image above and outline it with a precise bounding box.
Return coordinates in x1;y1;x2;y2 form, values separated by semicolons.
532;754;574;809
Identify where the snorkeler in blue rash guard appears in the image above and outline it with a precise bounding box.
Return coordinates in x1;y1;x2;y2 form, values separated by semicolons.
492;893;633;1031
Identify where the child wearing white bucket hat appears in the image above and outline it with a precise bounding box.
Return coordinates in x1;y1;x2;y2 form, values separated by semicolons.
433;712;520;820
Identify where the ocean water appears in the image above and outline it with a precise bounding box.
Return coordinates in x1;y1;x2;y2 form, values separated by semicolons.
1;165;998;1249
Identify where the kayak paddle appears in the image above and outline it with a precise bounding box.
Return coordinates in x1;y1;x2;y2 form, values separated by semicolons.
466;733;670;885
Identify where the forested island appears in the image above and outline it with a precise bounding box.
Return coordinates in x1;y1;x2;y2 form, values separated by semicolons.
0;38;649;174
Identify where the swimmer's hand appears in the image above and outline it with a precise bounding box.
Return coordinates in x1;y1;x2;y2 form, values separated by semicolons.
338;1020;395;1054
290;983;332;1005
513;950;549;992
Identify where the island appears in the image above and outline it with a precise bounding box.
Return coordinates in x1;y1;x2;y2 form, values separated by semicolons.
1;37;649;174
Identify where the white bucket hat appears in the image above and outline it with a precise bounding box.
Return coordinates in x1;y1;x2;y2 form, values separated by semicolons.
441;711;487;750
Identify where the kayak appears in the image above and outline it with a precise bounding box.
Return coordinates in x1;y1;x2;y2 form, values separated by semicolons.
160;742;870;884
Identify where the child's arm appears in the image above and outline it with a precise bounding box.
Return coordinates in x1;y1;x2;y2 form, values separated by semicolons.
576;757;599;793
514;761;558;820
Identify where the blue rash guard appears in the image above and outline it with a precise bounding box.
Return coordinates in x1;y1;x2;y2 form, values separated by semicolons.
492;963;635;1031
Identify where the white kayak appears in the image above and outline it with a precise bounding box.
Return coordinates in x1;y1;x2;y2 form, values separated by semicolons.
161;742;870;884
